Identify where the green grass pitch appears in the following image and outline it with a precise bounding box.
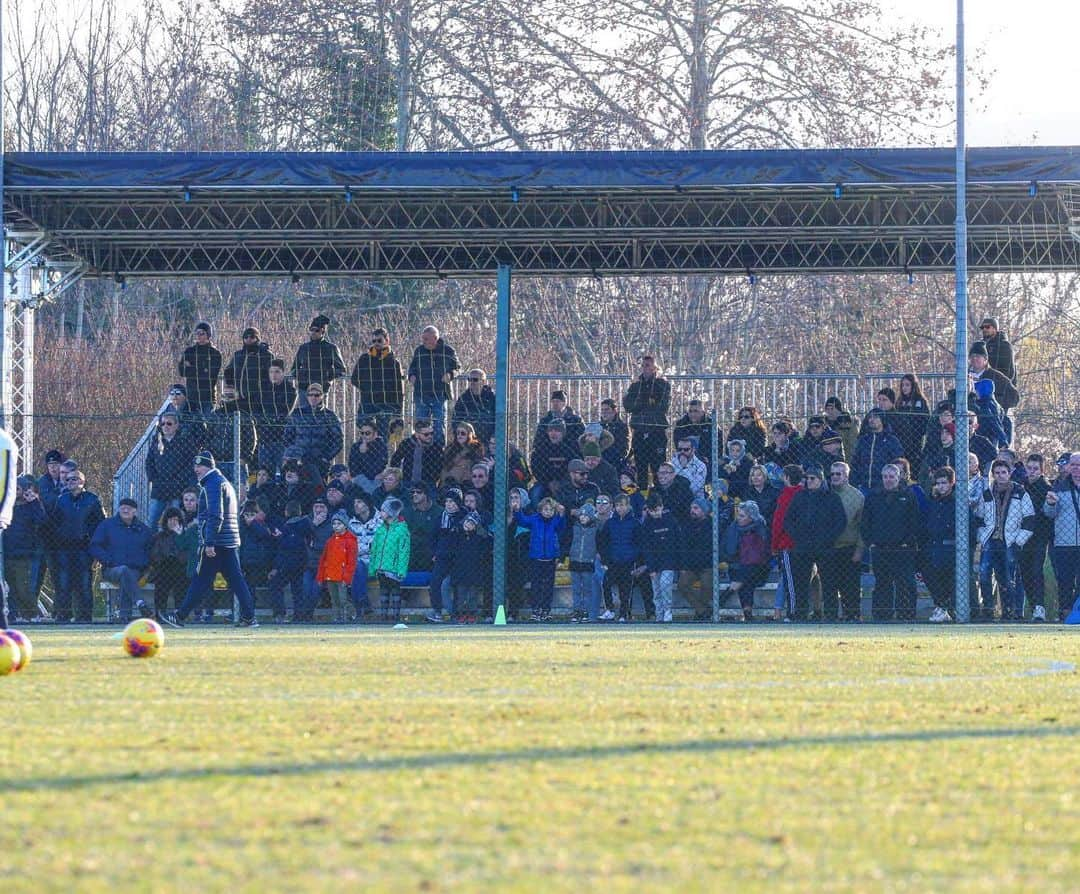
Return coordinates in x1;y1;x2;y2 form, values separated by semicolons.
3;626;1079;892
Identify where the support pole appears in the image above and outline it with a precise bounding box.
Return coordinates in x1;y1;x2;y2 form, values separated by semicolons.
233;409;242;623
953;0;972;623
492;264;512;619
710;402;721;622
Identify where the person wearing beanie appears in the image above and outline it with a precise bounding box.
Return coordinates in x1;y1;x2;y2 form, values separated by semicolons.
350;327;404;440
850;409;903;492
290;313;347;396
969;341;1019;444
453;368;496;445
172;450;257;627
317;510;359;622
678;496;716;621
822;398;858;465
529;416;580;506
581;441;619;498
238;499;276;598
369;496;411;621
598;398;631;468
408;325;460;445
88;496;154;625
450;509;492;622
511;491;566;621
284;380;345;480
4;475;48;622
224;325;276;416
424;488;466;622
178;322;223;417
565;499;600;622
532;390;585;451
971;377;1008;448
617;464;646;519
781;464;847;621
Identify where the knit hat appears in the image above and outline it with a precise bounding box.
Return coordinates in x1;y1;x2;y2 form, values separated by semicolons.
691;497;711;516
195;321;212;338
380;497;403;517
168;384;187;397
119;498;138;509
980;317;998;329
581;442;601;458
550;389;567;402
463;511;483;527
578;501;597;521
242;326;260;339
193;451;215;468
509;487;529;509
620;463;637;481
332;510;350;526
310;314;331;329
969;342;988;358
330;463;349;475
442;486;464;507
568;459;588;473
44;449;65;463
973;379;995;399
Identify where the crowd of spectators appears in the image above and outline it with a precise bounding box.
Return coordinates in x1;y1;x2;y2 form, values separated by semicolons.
4;314;1079;627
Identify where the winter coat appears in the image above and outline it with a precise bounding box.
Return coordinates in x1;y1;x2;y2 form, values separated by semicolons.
723;519;769;567
673;413;717;467
745;484;780;531
433;508;466;560
305;517;335;571
600;416;630;467
206;402;258;467
89;515;153;571
983;332;1017;384
973;396;1008;448
195;468;242;549
224;342;276;413
1023;476;1053;542
246;481;284;522
3;498;47;559
147;529;186;584
974;483;1034;548
831;483;865;549
317;530;358;584
440;442;484;486
280;480;317;515
178;343;222;409
145;429;198;501
403;501;441;571
554;481;601;514
239;518;277;569
351;347;404;408
368;518;411;580
533;408;586;449
568;518;600;567
451;527;492;588
597;512;641;565
972;366;1019;410
783;488;847;554
623;375;671;430
507;446;531;486
672;453;708;499
390;436;444;485
727;422;767;460
514;510;566;561
348;437;389;483
254;380;296;449
680;515;713;571
851;430;904;491
530;439;580;487
176;521;201;578
348;514;379;562
640;510;680;572
408;339;459;401
585;459;620;498
1044;479;1080;547
53;489;106;548
860;486;922;548
968;433;998;472
920;489;977;568
770;484;802;552
453;387;496;443
652;475;694;521
763;441;803;469
718;453;754;501
919;443;956;490
272;515;310;576
891;397;930;464
291;338;347;394
284;406;344;467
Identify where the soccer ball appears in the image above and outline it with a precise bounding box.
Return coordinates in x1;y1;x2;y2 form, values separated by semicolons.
122;618;164;658
3;629;32;671
0;632;22;676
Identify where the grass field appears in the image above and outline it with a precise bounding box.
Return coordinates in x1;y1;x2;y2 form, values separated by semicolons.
3;625;1079;892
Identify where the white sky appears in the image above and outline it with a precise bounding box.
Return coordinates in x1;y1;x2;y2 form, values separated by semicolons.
22;0;1080;148
884;0;1080;146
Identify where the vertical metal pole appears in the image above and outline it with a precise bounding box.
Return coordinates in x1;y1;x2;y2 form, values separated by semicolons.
233;409;242;622
710;395;721;622
0;0;7;432
492;265;512;618
953;0;971;623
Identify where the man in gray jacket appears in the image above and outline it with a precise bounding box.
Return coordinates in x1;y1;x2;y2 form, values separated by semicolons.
1045;453;1080;622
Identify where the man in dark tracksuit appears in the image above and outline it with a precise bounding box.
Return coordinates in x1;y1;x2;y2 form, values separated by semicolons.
175;453;257;627
53;471;106;623
1018;455;1052;621
290;314;347;397
782;465;847;621
408;326;460;445
861;464;922;621
351;327;404;441
224;327;277;416
623;355;671;490
177;322;223;417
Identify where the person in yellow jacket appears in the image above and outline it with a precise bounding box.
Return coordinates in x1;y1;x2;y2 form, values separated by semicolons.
369;498;411;623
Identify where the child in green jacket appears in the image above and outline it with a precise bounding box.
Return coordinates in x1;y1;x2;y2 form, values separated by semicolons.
369;497;411;622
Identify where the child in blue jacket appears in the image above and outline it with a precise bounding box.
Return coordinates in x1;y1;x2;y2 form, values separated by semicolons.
511;493;566;621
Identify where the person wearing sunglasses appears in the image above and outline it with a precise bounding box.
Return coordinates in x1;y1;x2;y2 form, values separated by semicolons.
407;325;460;445
452;368;496;444
350;327;404;441
145;410;198;530
290;314;347;398
977;317;1016;386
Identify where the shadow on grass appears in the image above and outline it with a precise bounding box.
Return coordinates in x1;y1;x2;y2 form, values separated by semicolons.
5;723;1079;793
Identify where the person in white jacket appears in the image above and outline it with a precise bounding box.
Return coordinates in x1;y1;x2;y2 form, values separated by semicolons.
974;459;1034;621
670;436;708;500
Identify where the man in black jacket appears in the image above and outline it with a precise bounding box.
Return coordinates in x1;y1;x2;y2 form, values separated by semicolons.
408;325;459;445
224;327;276;416
453;368;496;444
978;317;1017;384
390;419;444;487
177;322;222;418
598;398;630;468
861;464;922;621
969;341;1019;444
623;355;671;489
1019;453;1052;621
672;400;716;473
290;314;347;396
145;411;197;529
351;327;404;440
782;464;847;621
206;386;258;488
255;360;296;475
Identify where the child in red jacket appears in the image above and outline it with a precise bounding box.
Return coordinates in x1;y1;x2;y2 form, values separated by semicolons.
317;511;359;622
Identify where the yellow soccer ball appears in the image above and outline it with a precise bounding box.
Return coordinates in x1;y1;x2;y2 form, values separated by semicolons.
3;629;32;671
0;632;22;676
122;618;164;658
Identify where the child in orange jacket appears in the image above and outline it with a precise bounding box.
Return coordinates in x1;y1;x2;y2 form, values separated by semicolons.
317;511;359;622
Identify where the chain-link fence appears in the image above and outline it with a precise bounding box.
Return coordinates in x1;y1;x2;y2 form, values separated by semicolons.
5;369;1076;626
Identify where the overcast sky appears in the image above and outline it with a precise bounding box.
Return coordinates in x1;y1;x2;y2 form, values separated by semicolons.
885;0;1079;146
